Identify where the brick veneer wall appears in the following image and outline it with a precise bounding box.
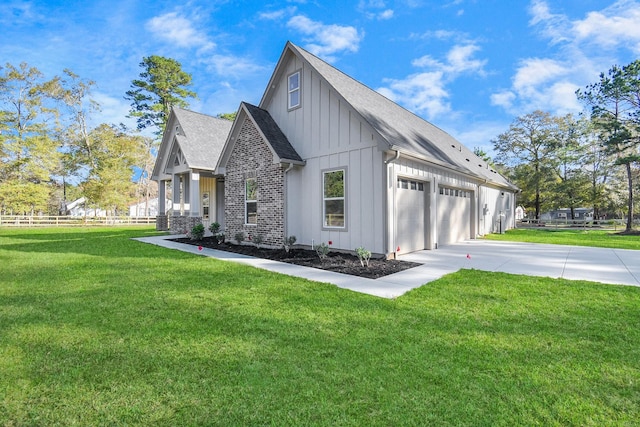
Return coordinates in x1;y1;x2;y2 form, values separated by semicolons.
170;215;203;234
156;214;168;231
225;118;285;247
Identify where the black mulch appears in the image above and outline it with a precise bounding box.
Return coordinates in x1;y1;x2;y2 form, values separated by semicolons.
170;236;421;279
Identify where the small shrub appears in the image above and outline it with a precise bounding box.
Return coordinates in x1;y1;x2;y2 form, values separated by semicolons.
208;222;221;234
234;232;245;244
355;246;371;268
253;234;264;248
283;235;297;253
190;223;205;241
314;242;330;261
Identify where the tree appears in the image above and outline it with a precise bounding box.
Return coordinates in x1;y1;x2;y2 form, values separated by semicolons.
79;124;142;216
49;69;97;213
582;120;616;219
131;131;158;216
125;56;196;136
217;112;237;121
577;60;640;232
473;146;493;163
551;114;590;218
492;110;560;219
0;63;61;214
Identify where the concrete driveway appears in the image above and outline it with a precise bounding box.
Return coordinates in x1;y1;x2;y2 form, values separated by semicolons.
399;240;640;288
137;235;640;299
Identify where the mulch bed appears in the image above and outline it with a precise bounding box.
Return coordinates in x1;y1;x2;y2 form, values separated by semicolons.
170;236;420;279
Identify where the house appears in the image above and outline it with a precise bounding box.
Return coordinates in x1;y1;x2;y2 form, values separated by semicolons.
64;197;107;217
214;41;518;257
129;198;173;217
151;108;233;233
540;208;593;221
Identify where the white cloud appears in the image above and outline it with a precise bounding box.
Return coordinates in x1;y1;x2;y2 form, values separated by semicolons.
378;9;394;20
573;5;640;52
378;71;450;119
287;15;363;61
492;58;580;115
146;12;214;51
512;58;568;92
259;7;297;21
492;0;640;117
358;0;395;20
378;43;487;119
530;0;640;52
204;54;268;78
490;91;516;109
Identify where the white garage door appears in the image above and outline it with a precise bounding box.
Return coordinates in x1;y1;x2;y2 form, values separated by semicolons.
437;187;471;246
396;178;426;253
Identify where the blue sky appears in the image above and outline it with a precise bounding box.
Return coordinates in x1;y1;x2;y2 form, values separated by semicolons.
2;0;639;154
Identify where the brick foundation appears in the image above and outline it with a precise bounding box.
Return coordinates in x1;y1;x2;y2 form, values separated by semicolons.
156;214;169;231
170;215;203;235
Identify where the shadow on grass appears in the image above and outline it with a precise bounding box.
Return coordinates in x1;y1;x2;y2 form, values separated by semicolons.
0;227;170;259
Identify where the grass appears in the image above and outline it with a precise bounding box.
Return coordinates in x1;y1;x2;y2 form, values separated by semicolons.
1;227;640;425
484;227;640;250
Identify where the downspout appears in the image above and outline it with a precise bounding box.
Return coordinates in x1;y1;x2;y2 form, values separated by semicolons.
283;163;295;241
384;150;401;258
384;149;400;165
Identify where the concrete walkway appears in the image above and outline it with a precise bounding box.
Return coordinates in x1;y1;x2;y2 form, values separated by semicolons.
135;235;640;299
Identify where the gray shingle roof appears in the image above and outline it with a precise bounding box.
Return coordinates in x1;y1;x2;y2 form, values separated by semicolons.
172;108;233;171
243;102;303;163
287;42;515;189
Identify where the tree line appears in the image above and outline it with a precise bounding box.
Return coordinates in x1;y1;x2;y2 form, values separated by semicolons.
2;54;637;231
492;60;640;233
0;56;195;217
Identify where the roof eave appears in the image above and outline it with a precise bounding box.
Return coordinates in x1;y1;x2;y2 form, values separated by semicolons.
389;146;517;190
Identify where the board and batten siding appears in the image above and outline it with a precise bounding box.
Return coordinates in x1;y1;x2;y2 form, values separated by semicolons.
262;52;387;254
264;53;380;159
286;146;385;253
198;176;218;228
478;185;514;235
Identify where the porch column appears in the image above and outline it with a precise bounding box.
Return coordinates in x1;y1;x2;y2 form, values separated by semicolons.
158;180;166;215
189;171;200;217
172;174;182;214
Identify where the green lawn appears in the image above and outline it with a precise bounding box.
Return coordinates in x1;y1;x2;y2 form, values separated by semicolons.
1;227;639;425
484;227;640;249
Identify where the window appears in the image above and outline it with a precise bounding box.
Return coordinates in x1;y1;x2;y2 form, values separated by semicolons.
288;71;301;109
245;178;257;224
202;192;210;220
323;169;345;228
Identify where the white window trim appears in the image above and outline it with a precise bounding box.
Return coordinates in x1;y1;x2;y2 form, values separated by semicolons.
322;167;347;231
287;70;301;110
245;177;257;226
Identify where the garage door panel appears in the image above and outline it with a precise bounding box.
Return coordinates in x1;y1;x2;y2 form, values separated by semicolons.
437;187;471;246
396;178;426;254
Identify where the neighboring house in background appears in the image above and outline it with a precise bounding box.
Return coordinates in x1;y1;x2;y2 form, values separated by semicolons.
215;41;518;257
515;205;526;220
64;197;107;217
129;198;173;217
151;108;233;233
540;208;594;221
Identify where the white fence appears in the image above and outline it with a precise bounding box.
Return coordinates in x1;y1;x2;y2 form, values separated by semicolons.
517;218;628;230
0;215;156;227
